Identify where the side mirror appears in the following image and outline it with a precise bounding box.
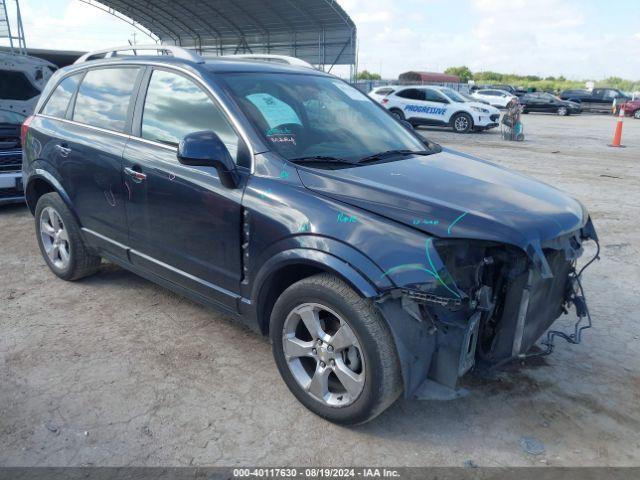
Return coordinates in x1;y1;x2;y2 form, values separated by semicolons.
178;131;239;188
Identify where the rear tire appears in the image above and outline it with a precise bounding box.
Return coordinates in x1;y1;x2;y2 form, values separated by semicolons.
35;192;101;281
451;112;473;133
389;108;405;121
270;274;402;425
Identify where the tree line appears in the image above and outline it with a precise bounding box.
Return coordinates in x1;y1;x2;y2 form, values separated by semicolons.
356;67;640;92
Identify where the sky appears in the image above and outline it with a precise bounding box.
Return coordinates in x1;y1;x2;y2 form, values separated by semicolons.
2;0;639;80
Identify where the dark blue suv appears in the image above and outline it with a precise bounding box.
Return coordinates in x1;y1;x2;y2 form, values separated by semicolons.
22;46;598;424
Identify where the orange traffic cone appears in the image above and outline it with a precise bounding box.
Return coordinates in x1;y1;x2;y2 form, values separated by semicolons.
610;106;625;147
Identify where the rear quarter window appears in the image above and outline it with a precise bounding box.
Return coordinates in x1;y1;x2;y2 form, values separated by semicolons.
72;67;140;132
41;74;82;118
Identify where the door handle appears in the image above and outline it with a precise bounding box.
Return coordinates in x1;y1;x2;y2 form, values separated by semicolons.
124;166;147;183
55;144;71;157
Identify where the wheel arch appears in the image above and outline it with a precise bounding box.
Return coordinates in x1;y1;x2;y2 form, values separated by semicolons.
449;110;473;123
250;248;390;336
25;168;72;216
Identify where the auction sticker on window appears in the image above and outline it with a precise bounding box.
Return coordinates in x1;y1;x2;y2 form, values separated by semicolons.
246;93;302;129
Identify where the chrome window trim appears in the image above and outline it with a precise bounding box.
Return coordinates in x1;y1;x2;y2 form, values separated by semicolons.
37;60;256;173
38;114;131;140
127;134;177;152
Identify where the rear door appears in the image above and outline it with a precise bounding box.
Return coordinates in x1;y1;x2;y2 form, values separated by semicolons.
63;66;142;250
393;88;425;120
122;67;247;310
421;88;450;124
34;67;142;253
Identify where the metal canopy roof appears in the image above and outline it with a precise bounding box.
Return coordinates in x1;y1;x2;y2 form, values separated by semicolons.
81;0;357;69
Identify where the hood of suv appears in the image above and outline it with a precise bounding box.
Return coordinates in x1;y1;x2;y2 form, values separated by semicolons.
468;101;499;113
297;148;586;255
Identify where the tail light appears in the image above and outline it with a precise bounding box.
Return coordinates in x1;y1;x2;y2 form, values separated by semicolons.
21;115;34;147
382;98;389;104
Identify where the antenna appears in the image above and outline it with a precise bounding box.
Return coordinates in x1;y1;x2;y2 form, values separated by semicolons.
0;0;27;55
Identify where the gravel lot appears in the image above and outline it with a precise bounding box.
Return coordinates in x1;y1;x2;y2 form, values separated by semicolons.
1;113;639;467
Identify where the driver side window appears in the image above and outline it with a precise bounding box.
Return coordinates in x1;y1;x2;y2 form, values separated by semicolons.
141;69;241;163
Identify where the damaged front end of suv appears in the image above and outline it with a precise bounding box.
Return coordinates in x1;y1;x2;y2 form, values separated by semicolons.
375;218;598;399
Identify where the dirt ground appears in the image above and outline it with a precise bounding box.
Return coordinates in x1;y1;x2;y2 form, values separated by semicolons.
1;113;639;467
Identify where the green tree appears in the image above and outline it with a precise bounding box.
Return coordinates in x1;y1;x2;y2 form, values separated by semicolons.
357;70;382;81
444;66;473;83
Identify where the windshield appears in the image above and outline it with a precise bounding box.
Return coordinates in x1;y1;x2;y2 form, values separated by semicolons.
218;73;426;163
440;88;466;103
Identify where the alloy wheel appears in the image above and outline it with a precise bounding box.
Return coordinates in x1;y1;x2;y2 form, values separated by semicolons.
634;110;640;119
558;107;568;116
40;206;70;270
454;116;469;132
282;303;365;407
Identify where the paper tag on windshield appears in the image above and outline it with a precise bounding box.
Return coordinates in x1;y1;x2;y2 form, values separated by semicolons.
332;81;368;101
246;93;302;129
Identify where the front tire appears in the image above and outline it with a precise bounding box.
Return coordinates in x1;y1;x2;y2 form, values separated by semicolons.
634;110;640;120
451;112;473;133
557;106;568;116
270;274;402;425
35;192;101;281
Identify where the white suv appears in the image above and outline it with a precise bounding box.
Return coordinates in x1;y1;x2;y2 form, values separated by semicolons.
471;89;517;108
375;85;501;133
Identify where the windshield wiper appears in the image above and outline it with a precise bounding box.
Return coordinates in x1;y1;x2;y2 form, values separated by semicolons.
289;155;357;166
357;149;432;164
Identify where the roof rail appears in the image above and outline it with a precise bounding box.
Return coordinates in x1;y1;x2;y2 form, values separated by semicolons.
74;44;203;64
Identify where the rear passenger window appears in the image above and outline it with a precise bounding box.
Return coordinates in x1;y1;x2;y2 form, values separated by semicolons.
73;67;140;132
396;89;424;100
141;69;240;161
41;74;81;118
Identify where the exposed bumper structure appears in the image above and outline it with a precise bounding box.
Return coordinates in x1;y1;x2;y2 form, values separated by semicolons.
376;221;598;399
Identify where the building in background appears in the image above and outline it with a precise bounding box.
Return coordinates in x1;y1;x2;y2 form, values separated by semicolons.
398;71;461;84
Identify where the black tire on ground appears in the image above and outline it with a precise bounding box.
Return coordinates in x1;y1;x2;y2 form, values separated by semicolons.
35;192;101;281
557;106;569;116
389;108;405;121
451;112;473;133
270;273;403;425
635;110;640;120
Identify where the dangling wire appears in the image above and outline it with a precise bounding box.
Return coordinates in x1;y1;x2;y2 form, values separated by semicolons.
528;239;600;357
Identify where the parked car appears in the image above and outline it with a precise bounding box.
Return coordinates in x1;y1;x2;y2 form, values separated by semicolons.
459;91;490;105
0;52;57;204
519;92;582;116
368;85;398;103
621;99;640;119
381;86;501;133
471;89;517;108
23;45;598;425
0;110;25;204
559;88;631;113
488;84;517;95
